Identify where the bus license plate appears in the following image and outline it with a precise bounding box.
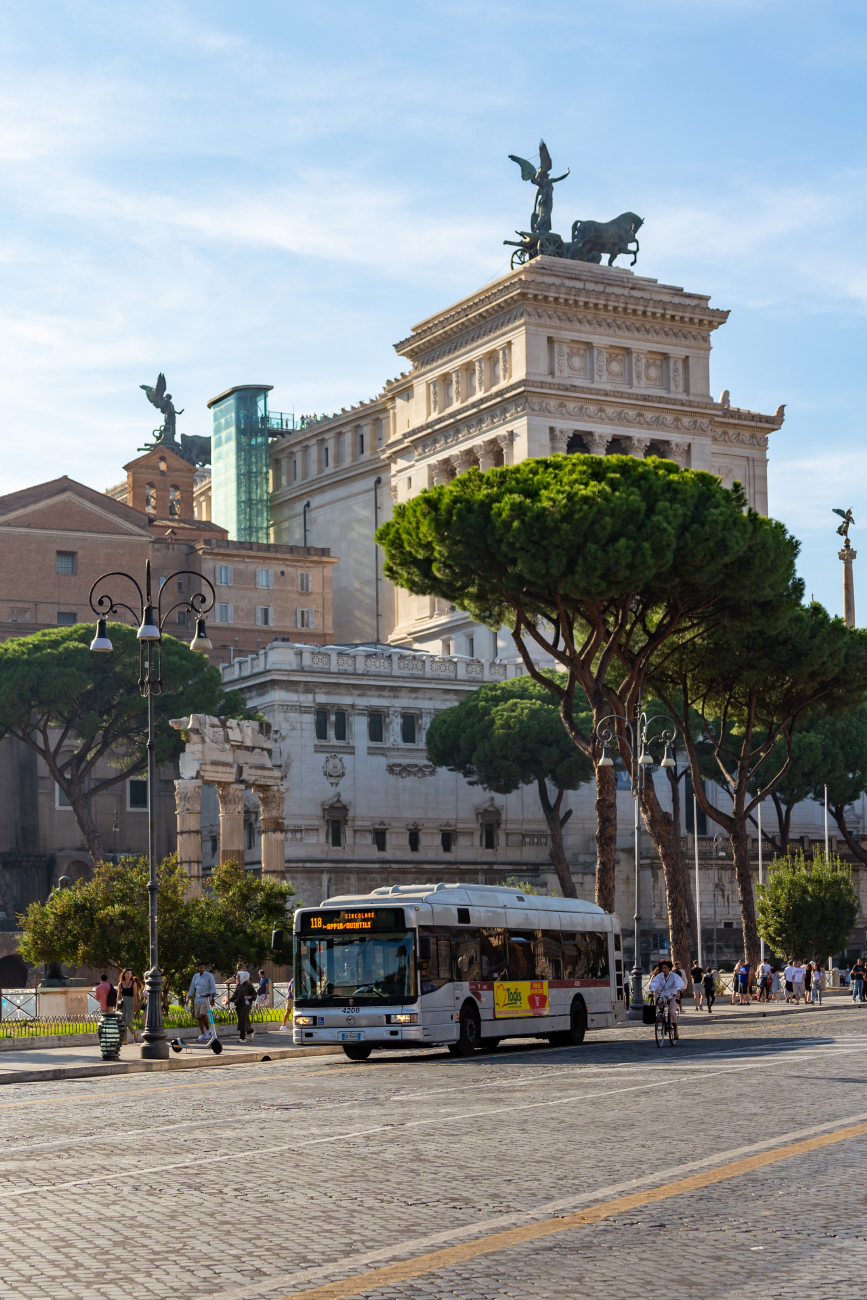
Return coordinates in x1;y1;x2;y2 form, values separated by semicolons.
338;1031;364;1042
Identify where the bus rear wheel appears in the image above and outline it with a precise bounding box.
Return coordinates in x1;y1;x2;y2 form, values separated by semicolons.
448;1003;481;1056
548;1000;587;1047
343;1044;372;1061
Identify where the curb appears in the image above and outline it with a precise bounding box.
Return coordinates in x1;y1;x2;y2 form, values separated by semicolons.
0;1042;343;1086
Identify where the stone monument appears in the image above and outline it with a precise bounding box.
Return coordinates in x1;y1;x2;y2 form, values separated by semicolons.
170;714;286;890
834;508;857;627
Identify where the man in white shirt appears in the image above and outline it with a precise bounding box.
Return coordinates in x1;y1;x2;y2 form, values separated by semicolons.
187;963;217;1040
756;959;771;1002
792;960;806;1003
648;961;686;1041
783;963;797;1003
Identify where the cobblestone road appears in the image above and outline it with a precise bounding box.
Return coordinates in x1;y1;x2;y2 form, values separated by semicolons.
3;1007;867;1300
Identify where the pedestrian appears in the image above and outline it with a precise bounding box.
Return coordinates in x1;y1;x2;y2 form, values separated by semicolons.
851;957;866;1003
755;958;769;1002
256;969;271;1008
648;959;685;1041
691;961;704;1010
279;976;294;1031
792;960;806;1004
803;961;812;1002
231;972;257;1042
771;967;782;1001
118;968;140;1045
93;974;113;1013
623;969;631;1010
841;965;850;988
731;961;742;1006
811;963;823;1005
783;961;796;1003
738;961;751;1006
702;967;716;1013
106;983;118;1011
187;962;217;1041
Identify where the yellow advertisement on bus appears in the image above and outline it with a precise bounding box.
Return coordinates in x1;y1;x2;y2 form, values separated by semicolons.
493;980;549;1018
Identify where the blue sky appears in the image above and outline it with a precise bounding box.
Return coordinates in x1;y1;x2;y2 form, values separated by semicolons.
1;0;864;615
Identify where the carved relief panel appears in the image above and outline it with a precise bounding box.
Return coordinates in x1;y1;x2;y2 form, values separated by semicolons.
606;349;627;384
567;345;589;378
644;353;665;388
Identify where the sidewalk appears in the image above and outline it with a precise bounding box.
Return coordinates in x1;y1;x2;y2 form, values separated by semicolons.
639;994;864;1027
0;1031;342;1086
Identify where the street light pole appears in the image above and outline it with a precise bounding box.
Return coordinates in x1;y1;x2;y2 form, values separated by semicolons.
694;794;702;968
711;832;727;971
89;559;215;1060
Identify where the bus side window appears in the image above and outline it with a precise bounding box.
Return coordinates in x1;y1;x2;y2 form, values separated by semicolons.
614;932;622;951
418;927;453;990
506;931;535;980
480;928;508;981
539;932;563;980
588;932;610;979
562;933;584;980
453;930;480;981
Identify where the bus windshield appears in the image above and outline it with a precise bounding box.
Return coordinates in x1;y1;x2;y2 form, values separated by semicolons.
296;931;416;1005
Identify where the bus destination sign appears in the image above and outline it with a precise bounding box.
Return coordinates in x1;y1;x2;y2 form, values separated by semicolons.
297;908;405;934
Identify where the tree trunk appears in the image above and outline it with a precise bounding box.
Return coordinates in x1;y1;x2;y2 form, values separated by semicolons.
536;779;578;898
641;780;692;975
666;770;698;958
594;762;618;912
832;805;867;865
68;789;105;865
731;822;760;969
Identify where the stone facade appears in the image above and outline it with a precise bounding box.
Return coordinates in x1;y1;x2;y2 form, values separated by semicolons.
268;256;784;655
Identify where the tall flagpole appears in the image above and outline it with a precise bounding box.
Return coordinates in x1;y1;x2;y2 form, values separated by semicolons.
758;801;764;964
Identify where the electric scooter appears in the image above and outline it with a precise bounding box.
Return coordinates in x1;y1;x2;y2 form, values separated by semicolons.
170;999;223;1055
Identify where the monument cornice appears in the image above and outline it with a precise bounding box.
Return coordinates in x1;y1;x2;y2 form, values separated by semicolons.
395;258;729;366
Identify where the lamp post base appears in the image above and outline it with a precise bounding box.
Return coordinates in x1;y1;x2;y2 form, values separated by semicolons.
140;965;170;1060
627;966;645;1019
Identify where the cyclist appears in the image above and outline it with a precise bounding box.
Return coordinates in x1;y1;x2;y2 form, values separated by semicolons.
649;959;685;1041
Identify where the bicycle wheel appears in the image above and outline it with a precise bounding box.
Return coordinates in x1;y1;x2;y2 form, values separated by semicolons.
654;1007;665;1047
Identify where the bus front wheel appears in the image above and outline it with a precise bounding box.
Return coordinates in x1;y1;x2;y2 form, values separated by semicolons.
448;1003;481;1056
343;1044;372;1061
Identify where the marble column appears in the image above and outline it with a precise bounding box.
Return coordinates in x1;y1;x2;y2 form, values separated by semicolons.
174;779;202;895
255;784;286;881
549;427;570;455
216;781;246;866
432;456;456;486
625;435;651;459
495;432;514;465
840;543;857;627
477;439;501;472
586;432;610;456
662;441;689;467
454;447;479;474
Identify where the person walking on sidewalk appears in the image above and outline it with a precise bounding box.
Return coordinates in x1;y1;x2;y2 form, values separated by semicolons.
810;963;824;1004
93;975;113;1013
731;961;741;1006
118;968;140;1045
784;961;796;1002
187;963;217;1041
702;967;716;1013
256;970;271;1008
279;977;295;1031
691;962;704;1010
771;967;782;1001
737;962;751;1006
231;972;257;1042
792;961;806;1003
803;961;813;1003
851;958;866;1003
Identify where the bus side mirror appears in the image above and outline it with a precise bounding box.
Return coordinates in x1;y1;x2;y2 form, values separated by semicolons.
271;927;284;952
418;935;431;961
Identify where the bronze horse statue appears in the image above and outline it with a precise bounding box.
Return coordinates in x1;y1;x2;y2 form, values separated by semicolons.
569;212;643;266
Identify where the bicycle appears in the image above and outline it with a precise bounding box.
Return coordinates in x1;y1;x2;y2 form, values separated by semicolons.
654;995;676;1047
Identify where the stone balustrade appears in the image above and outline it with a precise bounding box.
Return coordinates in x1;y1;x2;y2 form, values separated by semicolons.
221;642;512;686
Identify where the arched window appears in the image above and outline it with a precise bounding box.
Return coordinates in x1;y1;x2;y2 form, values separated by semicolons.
158;457;167;474
169;486;181;517
144;483;156;515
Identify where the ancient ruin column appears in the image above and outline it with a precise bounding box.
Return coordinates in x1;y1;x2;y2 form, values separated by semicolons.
174;778;203;894
255;784;286;881
215;781;246;866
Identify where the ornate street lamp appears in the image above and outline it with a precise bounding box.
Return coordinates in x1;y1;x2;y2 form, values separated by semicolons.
596;697;678;1018
89;560;214;1059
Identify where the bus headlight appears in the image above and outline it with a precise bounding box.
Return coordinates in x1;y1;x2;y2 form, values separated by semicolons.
294;1015;314;1026
386;1013;418;1024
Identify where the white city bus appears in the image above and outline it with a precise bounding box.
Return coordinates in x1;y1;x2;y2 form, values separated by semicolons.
293;882;627;1060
